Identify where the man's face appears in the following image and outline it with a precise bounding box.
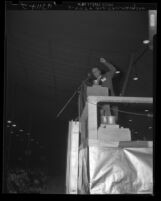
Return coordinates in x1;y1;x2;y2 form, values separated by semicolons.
92;68;101;79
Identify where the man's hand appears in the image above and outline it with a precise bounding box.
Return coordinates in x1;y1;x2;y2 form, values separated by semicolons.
100;57;116;74
100;57;107;63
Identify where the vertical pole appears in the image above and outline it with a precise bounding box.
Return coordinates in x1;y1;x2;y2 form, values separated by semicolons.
88;98;97;139
120;53;135;96
3;34;8;193
149;10;157;50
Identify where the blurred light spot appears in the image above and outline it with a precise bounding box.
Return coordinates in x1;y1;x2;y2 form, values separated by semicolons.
150;13;156;27
147;113;153;118
115;70;120;74
143;40;150;44
133;76;139;81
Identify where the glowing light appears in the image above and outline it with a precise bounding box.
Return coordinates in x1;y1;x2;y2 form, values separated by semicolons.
133;76;139;81
19;129;24;132
7;120;12;123
147;113;153;118
145;109;149;112
115;71;120;74
129;119;132;122
148;126;152;129
150;13;156;27
143;40;150;44
12;124;16;127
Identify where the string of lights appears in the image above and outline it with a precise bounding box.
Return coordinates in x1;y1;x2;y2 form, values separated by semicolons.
5;119;47;174
6;120;43;151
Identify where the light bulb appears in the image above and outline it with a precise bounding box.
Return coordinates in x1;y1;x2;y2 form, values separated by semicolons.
133;76;139;81
115;70;120;74
143;40;150;44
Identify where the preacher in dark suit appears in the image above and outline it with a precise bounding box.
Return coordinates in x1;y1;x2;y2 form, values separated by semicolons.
91;57;118;123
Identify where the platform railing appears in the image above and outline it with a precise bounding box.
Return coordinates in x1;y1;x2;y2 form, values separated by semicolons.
79;86;153;144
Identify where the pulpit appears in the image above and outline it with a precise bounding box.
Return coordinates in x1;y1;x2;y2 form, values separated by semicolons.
66;85;153;194
79;86;131;145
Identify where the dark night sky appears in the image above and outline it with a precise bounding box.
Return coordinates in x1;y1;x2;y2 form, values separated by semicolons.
5;10;153;191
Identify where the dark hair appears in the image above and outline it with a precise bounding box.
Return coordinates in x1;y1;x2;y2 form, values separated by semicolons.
92;67;106;75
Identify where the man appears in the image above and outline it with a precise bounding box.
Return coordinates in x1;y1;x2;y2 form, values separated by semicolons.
91;57;118;122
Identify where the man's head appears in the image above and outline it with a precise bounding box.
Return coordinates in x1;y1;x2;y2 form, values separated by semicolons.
92;67;101;79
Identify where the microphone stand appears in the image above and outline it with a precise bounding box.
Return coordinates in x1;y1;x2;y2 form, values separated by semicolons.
56;77;90;118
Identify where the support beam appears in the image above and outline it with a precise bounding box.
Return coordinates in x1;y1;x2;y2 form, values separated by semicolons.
88;101;98;139
88;96;153;104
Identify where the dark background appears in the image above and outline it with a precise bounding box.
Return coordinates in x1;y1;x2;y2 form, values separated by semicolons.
4;10;153;193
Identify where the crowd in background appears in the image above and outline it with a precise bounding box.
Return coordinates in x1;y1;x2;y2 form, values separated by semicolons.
7;168;48;193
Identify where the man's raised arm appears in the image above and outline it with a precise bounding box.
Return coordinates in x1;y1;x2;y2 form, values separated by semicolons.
100;57;116;75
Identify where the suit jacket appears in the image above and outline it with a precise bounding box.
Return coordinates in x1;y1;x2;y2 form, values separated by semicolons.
94;71;115;96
